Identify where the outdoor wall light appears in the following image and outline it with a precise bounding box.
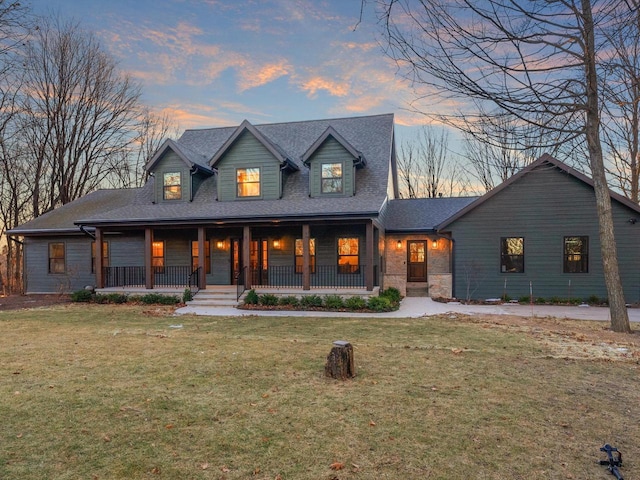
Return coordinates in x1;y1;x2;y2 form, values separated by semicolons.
432;239;438;249
273;239;282;249
396;240;402;250
216;240;226;250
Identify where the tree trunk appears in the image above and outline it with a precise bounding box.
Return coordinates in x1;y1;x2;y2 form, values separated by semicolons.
324;341;355;380
582;0;631;333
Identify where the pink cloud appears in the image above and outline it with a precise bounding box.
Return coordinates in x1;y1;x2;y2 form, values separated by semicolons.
300;77;350;98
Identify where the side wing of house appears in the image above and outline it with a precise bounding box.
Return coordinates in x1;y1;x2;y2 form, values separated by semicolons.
443;161;640;302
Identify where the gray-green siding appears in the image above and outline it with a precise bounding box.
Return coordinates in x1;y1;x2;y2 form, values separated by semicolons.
308;137;356;197
216;131;282;201
447;165;640;302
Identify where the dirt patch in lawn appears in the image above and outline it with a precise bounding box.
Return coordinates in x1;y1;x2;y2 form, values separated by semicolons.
0;294;71;311
449;312;640;361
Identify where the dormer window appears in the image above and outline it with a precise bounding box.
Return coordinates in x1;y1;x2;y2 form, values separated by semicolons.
237;167;261;197
321;163;343;194
163;172;182;200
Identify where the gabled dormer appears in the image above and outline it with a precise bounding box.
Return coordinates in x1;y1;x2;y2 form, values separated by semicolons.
146;139;214;203
210;120;298;201
302;126;366;198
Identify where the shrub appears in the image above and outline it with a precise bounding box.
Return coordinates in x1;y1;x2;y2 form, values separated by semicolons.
518;295;531;304
549;296;563;304
501;294;511;302
95;293;128;304
259;293;279;306
323;295;344;309
279;296;299;307
138;293;180;305
244;289;259;305
183;288;193;303
367;296;392;312
345;296;367;310
300;294;323;308
71;289;93;302
587;294;600;305
535;296;546;304
380;287;402;304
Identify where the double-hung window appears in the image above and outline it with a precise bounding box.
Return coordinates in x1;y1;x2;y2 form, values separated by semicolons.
152;241;165;273
321;163;343;194
564;236;589;273
237;168;260;197
338;237;359;274
500;237;524;273
295;238;316;273
163;172;181;200
49;243;65;274
191;240;211;274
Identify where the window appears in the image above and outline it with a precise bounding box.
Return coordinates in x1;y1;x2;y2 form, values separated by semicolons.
321;163;343;194
48;242;65;274
295;238;316;273
338;237;359;274
500;237;524;273
191;240;211;274
237;168;260;197
152;241;164;272
564;236;589;273
163;172;181;200
91;241;109;273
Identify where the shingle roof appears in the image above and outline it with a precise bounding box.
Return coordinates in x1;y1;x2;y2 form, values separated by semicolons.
7;189;141;235
384;197;479;232
76;113;396;226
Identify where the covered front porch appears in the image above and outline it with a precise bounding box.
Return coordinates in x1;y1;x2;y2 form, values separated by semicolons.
92;218;381;296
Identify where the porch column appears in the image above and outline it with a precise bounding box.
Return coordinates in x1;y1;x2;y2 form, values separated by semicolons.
243;226;251;289
198;227;207;289
365;221;374;291
95;227;104;289
145;228;154;289
302;224;311;290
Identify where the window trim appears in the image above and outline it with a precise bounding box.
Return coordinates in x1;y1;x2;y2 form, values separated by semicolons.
295;238;316;274
321;162;344;194
163;172;182;200
48;242;66;274
337;237;360;274
236;167;261;198
191;240;211;274
91;241;109;273
152;240;165;273
500;237;524;273
563;236;589;273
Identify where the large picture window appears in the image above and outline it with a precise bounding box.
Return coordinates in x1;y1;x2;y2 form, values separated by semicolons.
49;242;65;274
338;237;359;274
237;168;260;197
564;236;589;273
321;163;343;194
91;241;109;273
163;172;182;200
500;237;524;273
191;240;211;274
152;241;165;272
295;238;316;273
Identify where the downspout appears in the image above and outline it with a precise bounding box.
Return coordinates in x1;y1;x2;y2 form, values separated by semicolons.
79;225;95;240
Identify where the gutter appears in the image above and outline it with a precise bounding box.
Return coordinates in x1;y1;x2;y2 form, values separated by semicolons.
79;225;96;239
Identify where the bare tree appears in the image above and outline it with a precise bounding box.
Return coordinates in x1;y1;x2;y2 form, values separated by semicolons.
397;125;468;197
19;16;142;214
600;8;640;203
377;0;633;332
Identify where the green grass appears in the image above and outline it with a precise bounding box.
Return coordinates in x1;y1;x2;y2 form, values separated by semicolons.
0;305;639;479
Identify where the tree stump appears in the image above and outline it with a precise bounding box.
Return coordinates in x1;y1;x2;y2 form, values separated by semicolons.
324;340;355;380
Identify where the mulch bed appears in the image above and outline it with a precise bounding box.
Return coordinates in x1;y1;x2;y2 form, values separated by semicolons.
0;294;71;311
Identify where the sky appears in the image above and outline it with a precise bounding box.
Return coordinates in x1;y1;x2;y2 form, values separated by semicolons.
28;0;437;145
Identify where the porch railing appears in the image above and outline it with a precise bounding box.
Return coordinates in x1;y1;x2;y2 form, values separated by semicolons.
250;264;375;288
103;266;199;290
235;266;247;300
187;267;201;293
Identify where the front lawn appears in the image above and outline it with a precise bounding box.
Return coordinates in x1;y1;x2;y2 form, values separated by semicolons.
1;304;638;479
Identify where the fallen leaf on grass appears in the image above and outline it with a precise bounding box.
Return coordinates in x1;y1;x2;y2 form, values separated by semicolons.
221;465;230;472
369;420;376;427
200;462;209;470
150;467;160;474
451;348;464;354
330;461;345;470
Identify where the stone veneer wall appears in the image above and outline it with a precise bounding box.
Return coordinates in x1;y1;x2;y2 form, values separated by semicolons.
382;234;452;297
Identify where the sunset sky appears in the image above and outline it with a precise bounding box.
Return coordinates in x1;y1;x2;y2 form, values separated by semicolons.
29;0;444;144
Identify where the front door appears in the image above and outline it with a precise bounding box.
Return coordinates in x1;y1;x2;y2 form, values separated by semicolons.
407;240;427;282
231;238;269;285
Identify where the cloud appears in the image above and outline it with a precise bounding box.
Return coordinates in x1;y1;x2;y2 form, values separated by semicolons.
237;60;293;92
299;76;350;98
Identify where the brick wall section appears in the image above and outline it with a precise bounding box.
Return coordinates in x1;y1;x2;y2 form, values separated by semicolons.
382;234;452;297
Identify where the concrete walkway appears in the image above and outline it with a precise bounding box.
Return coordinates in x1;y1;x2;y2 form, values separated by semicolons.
175;297;640;322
